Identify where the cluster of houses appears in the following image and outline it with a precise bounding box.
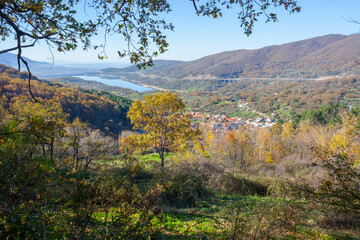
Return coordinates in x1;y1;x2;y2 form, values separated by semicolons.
190;112;276;133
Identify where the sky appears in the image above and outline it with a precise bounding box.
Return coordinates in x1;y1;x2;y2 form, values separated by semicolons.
6;0;360;65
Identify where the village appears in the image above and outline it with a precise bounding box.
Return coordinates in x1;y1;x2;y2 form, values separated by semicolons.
190;99;277;133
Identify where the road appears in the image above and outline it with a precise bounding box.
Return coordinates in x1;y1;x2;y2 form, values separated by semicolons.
240;102;268;119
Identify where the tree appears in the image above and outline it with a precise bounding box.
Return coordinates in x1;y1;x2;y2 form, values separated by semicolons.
225;131;254;172
65;117;88;169
80;129;118;169
64;118;118;170
127;91;199;171
10;96;68;160
0;1;300;98
0;0;301;63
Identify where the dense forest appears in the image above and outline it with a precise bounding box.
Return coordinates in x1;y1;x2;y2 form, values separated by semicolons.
1;65;360;239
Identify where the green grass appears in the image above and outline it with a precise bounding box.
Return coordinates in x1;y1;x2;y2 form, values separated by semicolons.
95;153;175;168
155;193;355;239
87;167;359;240
139;153;161;161
139;153;175;162
157;213;224;239
216;101;230;105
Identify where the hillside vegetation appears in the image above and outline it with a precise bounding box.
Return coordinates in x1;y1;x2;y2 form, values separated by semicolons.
159;34;360;79
0;65;132;135
1;80;360;239
175;75;359;121
1;67;360;239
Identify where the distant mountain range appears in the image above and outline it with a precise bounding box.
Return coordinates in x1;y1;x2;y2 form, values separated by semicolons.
95;34;360;79
0;53;91;77
2;34;360;80
95;60;184;75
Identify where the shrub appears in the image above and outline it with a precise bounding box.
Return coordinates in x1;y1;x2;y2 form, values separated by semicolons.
208;173;269;196
225;197;313;239
161;173;208;208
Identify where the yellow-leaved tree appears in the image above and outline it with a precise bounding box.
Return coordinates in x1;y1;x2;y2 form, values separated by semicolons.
127;92;199;171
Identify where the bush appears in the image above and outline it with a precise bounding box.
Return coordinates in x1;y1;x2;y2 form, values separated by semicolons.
225;197;313;239
161;173;208;208
298;154;360;217
208;173;269;196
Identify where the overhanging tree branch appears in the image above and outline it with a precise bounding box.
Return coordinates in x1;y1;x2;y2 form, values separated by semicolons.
0;0;300;97
0;41;37;55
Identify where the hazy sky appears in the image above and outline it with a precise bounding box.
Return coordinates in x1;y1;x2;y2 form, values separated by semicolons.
9;0;360;64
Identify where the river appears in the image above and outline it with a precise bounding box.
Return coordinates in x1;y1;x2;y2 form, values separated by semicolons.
74;75;153;92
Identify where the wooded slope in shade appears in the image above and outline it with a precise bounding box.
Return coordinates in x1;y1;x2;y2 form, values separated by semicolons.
0;65;132;135
106;34;360;79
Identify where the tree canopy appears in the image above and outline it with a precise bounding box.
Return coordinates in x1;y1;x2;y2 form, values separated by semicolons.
0;0;300;68
127;91;199;171
0;0;300;100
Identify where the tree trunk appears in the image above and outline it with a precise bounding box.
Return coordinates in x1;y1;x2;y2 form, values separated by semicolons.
42;144;46;159
159;152;165;172
50;137;54;161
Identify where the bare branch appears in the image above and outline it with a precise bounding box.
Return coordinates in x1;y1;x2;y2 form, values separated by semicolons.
345;17;360;25
191;0;199;14
19;56;38;102
0;41;37;54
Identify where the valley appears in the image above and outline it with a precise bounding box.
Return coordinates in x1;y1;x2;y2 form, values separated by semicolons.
1;33;360;239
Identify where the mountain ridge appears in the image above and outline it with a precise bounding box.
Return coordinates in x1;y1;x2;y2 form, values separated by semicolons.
156;34;356;79
2;34;360;80
0;53;91;77
96;34;360;80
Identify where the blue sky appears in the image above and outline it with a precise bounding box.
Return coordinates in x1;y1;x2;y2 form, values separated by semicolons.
13;0;360;64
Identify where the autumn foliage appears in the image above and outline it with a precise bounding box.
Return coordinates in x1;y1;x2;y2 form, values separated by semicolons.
127;91;199;171
1;67;360;238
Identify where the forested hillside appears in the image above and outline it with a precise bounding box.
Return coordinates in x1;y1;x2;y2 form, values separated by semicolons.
0;65;132;135
154;34;360;79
